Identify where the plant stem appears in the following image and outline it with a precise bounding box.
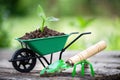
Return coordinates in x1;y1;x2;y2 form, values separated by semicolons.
41;17;45;32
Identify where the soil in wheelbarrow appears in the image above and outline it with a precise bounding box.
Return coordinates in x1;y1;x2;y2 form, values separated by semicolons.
20;26;65;40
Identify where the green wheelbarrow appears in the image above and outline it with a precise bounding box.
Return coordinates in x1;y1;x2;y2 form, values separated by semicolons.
9;32;91;73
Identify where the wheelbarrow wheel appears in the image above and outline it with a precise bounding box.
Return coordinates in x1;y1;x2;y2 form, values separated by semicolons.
12;48;36;73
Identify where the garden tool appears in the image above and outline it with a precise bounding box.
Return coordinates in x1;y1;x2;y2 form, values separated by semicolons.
40;40;107;77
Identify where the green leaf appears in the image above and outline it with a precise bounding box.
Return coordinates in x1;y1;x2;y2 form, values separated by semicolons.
37;5;46;19
46;16;59;22
37;5;46;32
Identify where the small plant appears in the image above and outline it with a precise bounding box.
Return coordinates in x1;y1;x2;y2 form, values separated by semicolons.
38;5;59;32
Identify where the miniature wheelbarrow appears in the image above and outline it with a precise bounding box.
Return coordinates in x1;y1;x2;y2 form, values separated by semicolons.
9;32;91;73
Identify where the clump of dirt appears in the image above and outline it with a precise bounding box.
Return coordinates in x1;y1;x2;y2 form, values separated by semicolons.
20;26;65;40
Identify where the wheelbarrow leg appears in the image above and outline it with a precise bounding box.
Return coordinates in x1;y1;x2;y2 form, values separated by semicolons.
36;55;50;67
42;56;50;65
37;58;46;67
59;49;64;60
50;54;53;64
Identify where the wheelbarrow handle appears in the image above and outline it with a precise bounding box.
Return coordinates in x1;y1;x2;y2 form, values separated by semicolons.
64;32;91;50
69;32;91;35
80;32;91;35
59;32;91;60
69;32;79;35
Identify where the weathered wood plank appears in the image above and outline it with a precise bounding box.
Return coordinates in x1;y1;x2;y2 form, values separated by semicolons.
0;50;120;80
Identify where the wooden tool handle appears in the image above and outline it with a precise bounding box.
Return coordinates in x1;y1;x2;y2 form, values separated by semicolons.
66;40;107;65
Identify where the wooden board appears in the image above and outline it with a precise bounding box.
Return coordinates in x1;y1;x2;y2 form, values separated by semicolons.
0;49;120;80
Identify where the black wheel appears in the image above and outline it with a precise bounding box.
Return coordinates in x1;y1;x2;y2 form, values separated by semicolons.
12;48;36;73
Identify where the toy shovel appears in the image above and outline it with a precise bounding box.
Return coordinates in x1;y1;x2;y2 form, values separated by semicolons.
40;40;107;77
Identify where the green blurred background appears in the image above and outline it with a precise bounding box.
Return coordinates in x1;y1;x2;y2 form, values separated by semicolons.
0;0;120;50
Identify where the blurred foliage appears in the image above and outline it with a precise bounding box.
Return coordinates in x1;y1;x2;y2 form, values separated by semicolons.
0;10;11;48
0;0;120;17
77;16;95;29
108;18;120;50
0;0;20;16
0;0;120;50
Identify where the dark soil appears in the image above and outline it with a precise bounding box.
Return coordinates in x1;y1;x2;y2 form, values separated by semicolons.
20;26;65;40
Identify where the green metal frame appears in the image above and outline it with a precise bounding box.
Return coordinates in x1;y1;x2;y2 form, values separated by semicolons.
72;60;95;77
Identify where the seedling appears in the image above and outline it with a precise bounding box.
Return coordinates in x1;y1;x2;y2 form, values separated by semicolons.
38;5;59;32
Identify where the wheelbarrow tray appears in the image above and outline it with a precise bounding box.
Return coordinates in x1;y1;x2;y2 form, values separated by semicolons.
16;34;69;56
